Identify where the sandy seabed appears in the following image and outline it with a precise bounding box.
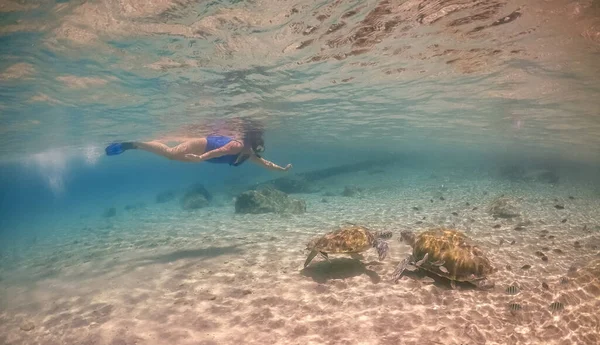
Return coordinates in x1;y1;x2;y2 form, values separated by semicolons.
1;167;599;345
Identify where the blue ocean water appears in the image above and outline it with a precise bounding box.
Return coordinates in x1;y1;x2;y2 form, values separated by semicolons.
1;1;600;344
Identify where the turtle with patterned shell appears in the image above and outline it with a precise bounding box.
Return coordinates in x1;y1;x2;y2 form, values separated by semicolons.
304;224;392;268
392;228;495;289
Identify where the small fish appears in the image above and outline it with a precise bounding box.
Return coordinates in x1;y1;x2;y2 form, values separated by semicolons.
440;196;445;201
541;255;548;262
412;206;420;211
472;207;478;211
568;196;575;200
540;234;546;238
559;277;569;284
422;216;426;220
439;266;449;274
416;221;423;224
574;241;581;248
505;285;519;295
548;235;555;239
420;276;436;284
508;303;522;311
521;264;531;270
415;253;429;267
554;204;564;210
493;224;501;229
430;199;434;203
542;282;549;289
549;302;564;311
514;226;525;231
510;240;516;245
561;218;567;223
466;202;470;206
483;191;488;195
552;248;563;254
541;247;550;251
451;212;458;216
534;251;545;257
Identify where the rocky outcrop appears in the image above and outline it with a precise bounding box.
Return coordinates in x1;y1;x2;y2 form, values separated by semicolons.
156;191;176;203
250;158;393;194
235;187;306;214
181;184;212;210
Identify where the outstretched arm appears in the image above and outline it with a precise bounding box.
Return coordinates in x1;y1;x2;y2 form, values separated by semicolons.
250;155;292;172
185;142;240;162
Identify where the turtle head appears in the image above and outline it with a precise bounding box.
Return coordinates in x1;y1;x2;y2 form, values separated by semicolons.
400;230;416;246
306;237;319;250
374;238;389;261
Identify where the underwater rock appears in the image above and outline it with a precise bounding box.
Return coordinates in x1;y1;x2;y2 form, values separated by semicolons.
181;184;212;210
103;207;116;218
156;191;176;203
342;186;363;197
487;197;520;219
235;186;306;215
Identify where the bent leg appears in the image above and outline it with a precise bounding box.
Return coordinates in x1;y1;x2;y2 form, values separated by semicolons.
134;138;208;162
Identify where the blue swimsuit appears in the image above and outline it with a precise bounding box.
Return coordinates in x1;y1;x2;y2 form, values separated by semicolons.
205;135;249;166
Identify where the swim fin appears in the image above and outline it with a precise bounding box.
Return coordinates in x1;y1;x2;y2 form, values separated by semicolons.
105;142;135;156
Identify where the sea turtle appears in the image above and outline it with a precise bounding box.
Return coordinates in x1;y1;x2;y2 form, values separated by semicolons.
304;224;392;268
391;228;495;289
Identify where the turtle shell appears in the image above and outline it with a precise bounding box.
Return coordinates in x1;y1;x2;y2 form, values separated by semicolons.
411;228;493;282
308;225;375;254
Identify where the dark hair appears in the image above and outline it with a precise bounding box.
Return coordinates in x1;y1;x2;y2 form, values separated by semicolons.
243;129;265;154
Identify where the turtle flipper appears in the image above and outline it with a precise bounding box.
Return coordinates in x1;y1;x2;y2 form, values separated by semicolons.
415;253;429;267
304;250;318;268
374;238;389;261
391;255;413;283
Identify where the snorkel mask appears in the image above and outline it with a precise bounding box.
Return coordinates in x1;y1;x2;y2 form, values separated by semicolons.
253;144;265;153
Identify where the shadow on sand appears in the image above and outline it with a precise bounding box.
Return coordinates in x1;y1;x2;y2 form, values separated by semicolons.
395;267;480;290
300;258;381;284
134;245;243;267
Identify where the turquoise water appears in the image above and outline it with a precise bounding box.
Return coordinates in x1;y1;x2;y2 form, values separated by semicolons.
1;1;600;344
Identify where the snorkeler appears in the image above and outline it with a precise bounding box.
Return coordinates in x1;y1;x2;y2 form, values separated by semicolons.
104;131;292;172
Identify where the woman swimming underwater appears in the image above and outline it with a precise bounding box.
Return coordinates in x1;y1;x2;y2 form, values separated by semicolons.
105;130;292;172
